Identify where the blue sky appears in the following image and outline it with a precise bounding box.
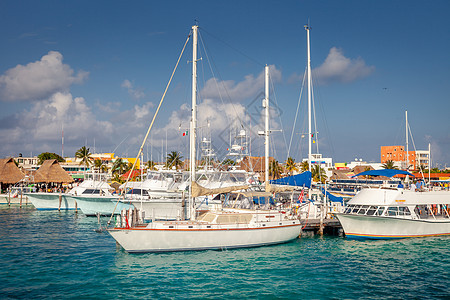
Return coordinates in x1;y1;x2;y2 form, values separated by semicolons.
1;0;449;168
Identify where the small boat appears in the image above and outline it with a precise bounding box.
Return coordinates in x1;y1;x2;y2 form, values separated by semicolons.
27;173;113;211
335;170;450;239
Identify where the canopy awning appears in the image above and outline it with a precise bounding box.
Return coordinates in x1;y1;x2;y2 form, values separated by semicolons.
352;169;414;178
269;171;312;188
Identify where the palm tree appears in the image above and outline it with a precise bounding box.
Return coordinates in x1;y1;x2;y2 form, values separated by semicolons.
93;158;102;172
299;160;309;172
311;164;327;183
269;160;282;180
112;158;127;175
285;157;298;175
166;151;183;170
382;160;398;170
146;160;157;171
75;146;92;170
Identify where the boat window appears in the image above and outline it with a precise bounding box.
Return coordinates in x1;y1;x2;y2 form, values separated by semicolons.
82;189;101;194
375;206;385;216
351;205;361;213
344;205;354;214
386;206;399;217
357;205;370;215
366;206;377;216
398;206;411;216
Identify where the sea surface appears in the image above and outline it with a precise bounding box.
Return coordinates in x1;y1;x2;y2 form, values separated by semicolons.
0;206;449;299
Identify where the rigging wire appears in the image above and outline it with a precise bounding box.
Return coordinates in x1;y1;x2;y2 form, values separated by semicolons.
106;31;192;227
287;68;307;160
200;27;264;67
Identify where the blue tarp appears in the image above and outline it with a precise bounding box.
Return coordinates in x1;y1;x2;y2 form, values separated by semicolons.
352;169;415;178
321;188;344;204
269;171;312;188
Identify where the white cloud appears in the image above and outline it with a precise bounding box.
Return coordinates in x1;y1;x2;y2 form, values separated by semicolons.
312;47;374;84
122;79;145;99
200;65;282;102
0;51;88;102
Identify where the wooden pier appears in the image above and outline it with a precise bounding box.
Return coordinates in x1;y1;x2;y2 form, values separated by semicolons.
299;218;343;237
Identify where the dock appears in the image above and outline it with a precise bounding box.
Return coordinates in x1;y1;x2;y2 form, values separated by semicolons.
299;218;343;237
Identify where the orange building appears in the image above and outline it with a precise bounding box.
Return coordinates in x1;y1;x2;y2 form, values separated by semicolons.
380;146;416;169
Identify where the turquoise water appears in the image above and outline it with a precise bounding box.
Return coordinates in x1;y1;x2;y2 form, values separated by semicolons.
1;206;449;299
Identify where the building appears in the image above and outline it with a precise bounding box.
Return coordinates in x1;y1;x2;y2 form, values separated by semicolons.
380;146;429;170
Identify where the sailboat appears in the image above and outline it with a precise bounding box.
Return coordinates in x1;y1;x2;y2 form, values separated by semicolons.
107;25;302;253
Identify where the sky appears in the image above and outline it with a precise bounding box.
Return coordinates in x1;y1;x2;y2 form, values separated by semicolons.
1;0;449;168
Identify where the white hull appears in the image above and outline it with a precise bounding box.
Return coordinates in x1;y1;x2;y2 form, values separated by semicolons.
26;193;77;210
69;195;133;216
108;221;301;253
0;194;30;205
336;213;450;239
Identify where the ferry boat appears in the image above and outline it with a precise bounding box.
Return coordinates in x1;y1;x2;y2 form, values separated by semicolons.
335;171;450;239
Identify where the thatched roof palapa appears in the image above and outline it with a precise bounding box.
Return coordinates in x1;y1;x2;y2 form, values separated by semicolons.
33;159;74;184
0;158;25;184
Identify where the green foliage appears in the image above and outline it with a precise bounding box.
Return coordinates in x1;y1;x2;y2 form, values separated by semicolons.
285;157;298;175
112;158;128;175
222;159;236;166
37;152;65;165
146;160;156;171
166;151;183;170
311;164;327;183
269;160;282;180
75;146;92;167
382;160;398;170
299;160;309;172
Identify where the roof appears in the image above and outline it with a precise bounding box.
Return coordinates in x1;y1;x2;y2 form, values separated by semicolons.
33;160;74;183
0;158;25;184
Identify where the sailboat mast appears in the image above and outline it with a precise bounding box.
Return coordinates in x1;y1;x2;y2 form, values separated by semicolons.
189;25;198;220
305;25;312;172
405;110;409;170
264;65;270;190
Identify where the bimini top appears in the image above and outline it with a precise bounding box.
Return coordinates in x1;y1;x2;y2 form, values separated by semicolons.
352;169;415;178
269;171;312;188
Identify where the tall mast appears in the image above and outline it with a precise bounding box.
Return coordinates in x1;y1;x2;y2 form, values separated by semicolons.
264;65;269;190
405;110;409;170
305;25;312;172
189;25;198;220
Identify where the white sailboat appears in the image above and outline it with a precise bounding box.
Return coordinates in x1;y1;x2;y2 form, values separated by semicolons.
107;25;301;252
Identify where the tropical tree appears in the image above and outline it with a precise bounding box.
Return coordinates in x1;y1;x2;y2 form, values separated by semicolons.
75;146;92;169
112;158;128;175
299;160;309;172
311;164;327;183
37;152;65;165
382;160;398;170
285;157;298;175
166;151;183;170
93;158;102;172
269;160;282;180
146;160;157;171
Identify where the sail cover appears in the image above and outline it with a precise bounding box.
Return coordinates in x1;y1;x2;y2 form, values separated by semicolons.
269;171;312;188
321;188;343;204
352;169;414;178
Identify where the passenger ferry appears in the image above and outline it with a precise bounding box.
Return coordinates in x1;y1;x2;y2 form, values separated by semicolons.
335;172;450;239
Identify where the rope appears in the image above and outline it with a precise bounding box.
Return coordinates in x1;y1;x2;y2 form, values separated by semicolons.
107;31;192;227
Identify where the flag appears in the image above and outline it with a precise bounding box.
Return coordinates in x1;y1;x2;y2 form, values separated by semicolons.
182;130;188;136
298;189;304;203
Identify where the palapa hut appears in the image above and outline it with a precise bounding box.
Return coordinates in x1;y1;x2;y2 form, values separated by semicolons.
0;158;25;189
33;159;74;184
